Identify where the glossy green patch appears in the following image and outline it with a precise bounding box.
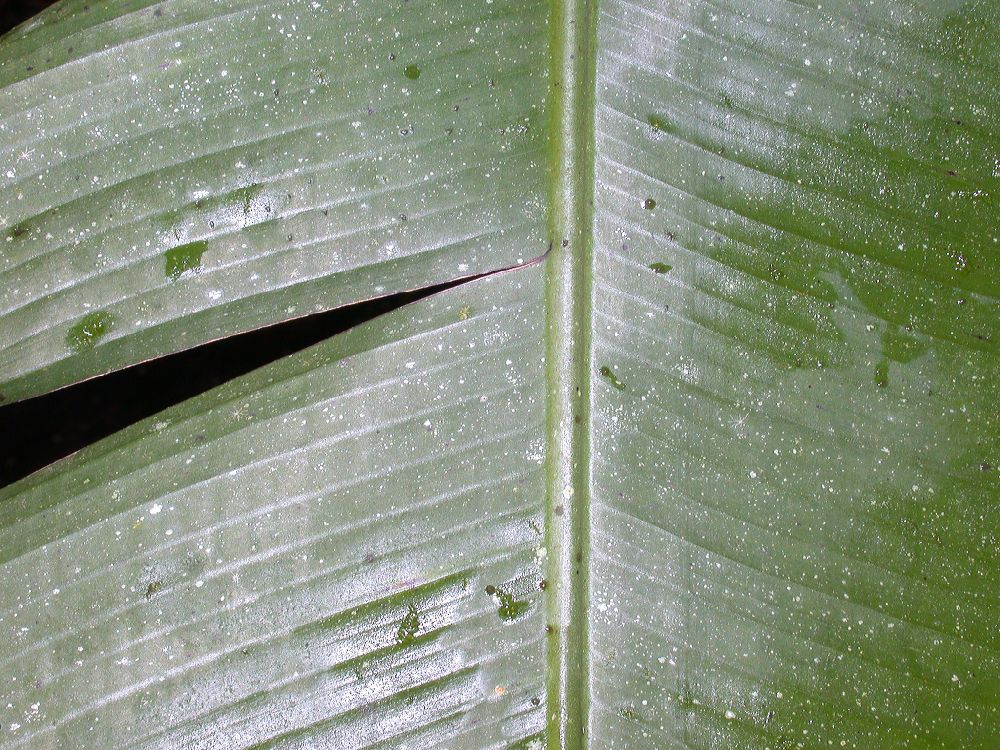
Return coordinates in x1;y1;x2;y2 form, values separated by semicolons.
881;326;928;363
191;183;264;217
404;64;421;80
396;603;421;645
66;310;115;352
648;262;672;274
642;198;656;210
231;183;265;216
144;580;163;599
599;366;625;391
874;359;889;388
496;590;530;622
6;222;29;239
294;572;467;639
646;113;676;135
165;240;209;280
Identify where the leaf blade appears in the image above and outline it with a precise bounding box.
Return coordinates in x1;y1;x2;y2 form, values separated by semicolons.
0;0;550;402
586;0;1000;746
0;268;549;748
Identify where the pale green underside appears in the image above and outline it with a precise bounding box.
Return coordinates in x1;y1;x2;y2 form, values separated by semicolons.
1;1;998;749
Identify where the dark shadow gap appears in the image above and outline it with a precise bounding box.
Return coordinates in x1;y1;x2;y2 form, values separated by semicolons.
0;280;462;489
0;1;54;36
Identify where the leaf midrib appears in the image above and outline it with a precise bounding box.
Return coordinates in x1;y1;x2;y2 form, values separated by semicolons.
544;0;599;746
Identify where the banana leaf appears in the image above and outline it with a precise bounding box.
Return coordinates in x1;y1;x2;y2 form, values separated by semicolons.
0;1;997;748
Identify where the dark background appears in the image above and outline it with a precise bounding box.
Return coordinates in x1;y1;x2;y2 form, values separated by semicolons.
1;0;53;36
0;1;438;488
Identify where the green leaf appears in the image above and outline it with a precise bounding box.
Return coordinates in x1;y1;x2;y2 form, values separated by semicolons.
0;270;550;748
578;3;1000;745
0;0;549;402
2;0;999;749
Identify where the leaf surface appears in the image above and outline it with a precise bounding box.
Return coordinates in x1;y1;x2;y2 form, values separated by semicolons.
2;0;999;749
0;0;549;401
0;270;549;749
584;2;999;746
